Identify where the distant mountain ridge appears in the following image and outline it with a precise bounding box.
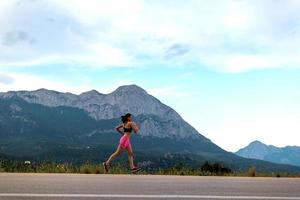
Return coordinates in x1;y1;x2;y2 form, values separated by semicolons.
236;140;300;167
0;85;198;139
1;85;300;173
1;85;174;120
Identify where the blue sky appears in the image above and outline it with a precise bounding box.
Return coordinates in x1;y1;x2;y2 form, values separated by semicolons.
0;0;300;151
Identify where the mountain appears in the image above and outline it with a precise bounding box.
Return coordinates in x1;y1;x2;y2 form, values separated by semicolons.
0;85;199;139
1;85;300;173
236;140;300;167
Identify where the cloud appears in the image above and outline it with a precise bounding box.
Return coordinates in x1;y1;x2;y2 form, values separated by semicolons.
0;0;300;72
164;44;190;59
148;85;190;99
210;112;300;152
0;74;14;84
0;73;91;94
2;30;35;46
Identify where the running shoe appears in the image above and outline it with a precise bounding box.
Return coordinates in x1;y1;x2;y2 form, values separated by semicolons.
130;167;141;173
102;162;109;173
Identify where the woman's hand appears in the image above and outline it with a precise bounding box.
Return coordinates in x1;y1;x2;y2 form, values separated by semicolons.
115;124;124;135
131;122;139;133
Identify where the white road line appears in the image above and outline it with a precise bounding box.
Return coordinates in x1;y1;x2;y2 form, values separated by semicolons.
0;194;300;199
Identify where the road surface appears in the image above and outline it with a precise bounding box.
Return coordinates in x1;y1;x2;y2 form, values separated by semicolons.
0;173;300;199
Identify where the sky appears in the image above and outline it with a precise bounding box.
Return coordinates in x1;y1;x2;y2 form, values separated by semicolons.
0;0;300;152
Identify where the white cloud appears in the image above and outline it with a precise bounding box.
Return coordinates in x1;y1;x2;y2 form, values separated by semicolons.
0;73;14;84
1;0;300;72
0;73;91;94
148;85;190;99
210;113;300;152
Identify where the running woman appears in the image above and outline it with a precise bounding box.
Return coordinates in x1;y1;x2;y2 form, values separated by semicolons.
103;113;140;173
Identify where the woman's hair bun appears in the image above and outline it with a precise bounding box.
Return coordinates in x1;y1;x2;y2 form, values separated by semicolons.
121;113;131;123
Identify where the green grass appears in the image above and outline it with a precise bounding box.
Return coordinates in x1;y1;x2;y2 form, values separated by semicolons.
2;159;299;177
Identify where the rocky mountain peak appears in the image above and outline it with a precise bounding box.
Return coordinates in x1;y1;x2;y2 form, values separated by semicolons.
236;141;300;167
0;85;168;119
35;88;57;93
79;90;103;101
0;85;202;139
112;84;147;95
80;90;103;96
249;140;266;147
236;140;281;160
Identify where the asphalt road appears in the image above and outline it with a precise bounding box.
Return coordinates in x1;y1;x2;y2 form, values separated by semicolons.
0;173;300;200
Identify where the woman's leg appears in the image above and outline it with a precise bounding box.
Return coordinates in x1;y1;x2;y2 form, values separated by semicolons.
126;145;135;169
106;146;122;165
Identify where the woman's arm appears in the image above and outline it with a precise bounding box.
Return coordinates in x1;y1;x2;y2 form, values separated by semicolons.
130;122;139;133
115;124;124;135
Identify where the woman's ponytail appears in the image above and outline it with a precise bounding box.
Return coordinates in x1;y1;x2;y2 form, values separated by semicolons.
121;115;127;123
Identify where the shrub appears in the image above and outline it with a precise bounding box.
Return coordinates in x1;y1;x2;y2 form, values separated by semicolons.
200;162;232;176
247;167;256;177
